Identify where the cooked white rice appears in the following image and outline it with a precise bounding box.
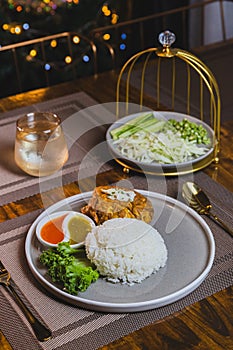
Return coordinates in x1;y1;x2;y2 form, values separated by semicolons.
85;218;168;285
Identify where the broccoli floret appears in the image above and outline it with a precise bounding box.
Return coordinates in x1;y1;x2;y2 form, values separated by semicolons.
39;242;99;295
57;241;79;257
64;261;99;293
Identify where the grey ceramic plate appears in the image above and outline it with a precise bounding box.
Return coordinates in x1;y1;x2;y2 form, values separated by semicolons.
106;111;215;175
25;190;215;313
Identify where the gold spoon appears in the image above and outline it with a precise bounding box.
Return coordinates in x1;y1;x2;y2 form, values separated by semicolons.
182;182;233;238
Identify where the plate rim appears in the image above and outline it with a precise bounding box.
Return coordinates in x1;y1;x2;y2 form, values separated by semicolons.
25;189;215;312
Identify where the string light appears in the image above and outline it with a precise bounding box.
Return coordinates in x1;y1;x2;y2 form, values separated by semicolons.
6;0;80;14
102;5;108;13
16;5;23;12
23;23;30;30
65;55;72;64
24;35;91;72
111;13;118;25
30;49;37;57
1;2;122;75
102;4;111;17
73;36;80;44
2;24;9;31
119;33;127;51
103;33;110;41
2;22;30;35
83;55;90;62
119;43;126;50
26;55;33;61
44;63;51;71
50;39;57;48
15;25;22;34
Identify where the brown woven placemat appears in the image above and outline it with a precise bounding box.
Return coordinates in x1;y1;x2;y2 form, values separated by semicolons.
0;172;232;350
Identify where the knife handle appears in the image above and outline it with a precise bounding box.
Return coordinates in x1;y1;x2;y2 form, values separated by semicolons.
208;212;233;238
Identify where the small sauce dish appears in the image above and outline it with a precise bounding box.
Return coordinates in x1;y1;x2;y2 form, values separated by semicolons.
36;211;95;248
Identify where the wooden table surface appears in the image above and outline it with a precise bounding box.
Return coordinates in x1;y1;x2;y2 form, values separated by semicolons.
0;70;232;350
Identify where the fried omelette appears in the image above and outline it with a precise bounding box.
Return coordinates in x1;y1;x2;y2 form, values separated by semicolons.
81;185;154;225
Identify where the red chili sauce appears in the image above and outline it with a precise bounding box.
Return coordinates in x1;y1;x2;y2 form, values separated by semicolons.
40;215;66;244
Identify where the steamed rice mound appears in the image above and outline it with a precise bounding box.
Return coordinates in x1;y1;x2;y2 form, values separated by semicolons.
85;218;168;284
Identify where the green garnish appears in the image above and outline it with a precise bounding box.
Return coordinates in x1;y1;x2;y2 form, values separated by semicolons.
110;113;166;140
110;113;210;145
167;118;210;144
39;242;99;295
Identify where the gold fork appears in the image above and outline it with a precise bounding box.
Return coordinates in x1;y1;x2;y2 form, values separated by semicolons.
0;260;51;342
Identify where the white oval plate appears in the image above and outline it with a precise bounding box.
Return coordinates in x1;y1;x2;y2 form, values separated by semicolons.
25;190;215;313
106;111;215;174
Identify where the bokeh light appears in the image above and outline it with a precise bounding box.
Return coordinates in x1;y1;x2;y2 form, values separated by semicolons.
30;49;37;57
23;23;30;30
102;4;111;16
2;24;9;31
111;13;118;24
44;63;51;70
65;55;72;64
50;39;57;48
73;35;80;44
15;26;22;34
83;55;90;62
16;5;23;12
6;0;81;15
103;33;111;41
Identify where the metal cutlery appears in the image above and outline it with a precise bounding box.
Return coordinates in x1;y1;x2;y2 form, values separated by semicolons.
0;260;52;342
182;181;233;238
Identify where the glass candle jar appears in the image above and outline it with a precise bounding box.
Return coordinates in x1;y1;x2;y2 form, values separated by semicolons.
14;112;68;177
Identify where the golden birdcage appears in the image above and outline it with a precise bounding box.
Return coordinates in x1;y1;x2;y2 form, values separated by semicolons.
113;30;221;176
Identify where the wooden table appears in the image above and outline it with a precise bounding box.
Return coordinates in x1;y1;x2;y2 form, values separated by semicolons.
0;70;232;349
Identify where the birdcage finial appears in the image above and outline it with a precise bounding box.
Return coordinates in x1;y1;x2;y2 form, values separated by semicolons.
159;30;176;47
157;30;176;57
